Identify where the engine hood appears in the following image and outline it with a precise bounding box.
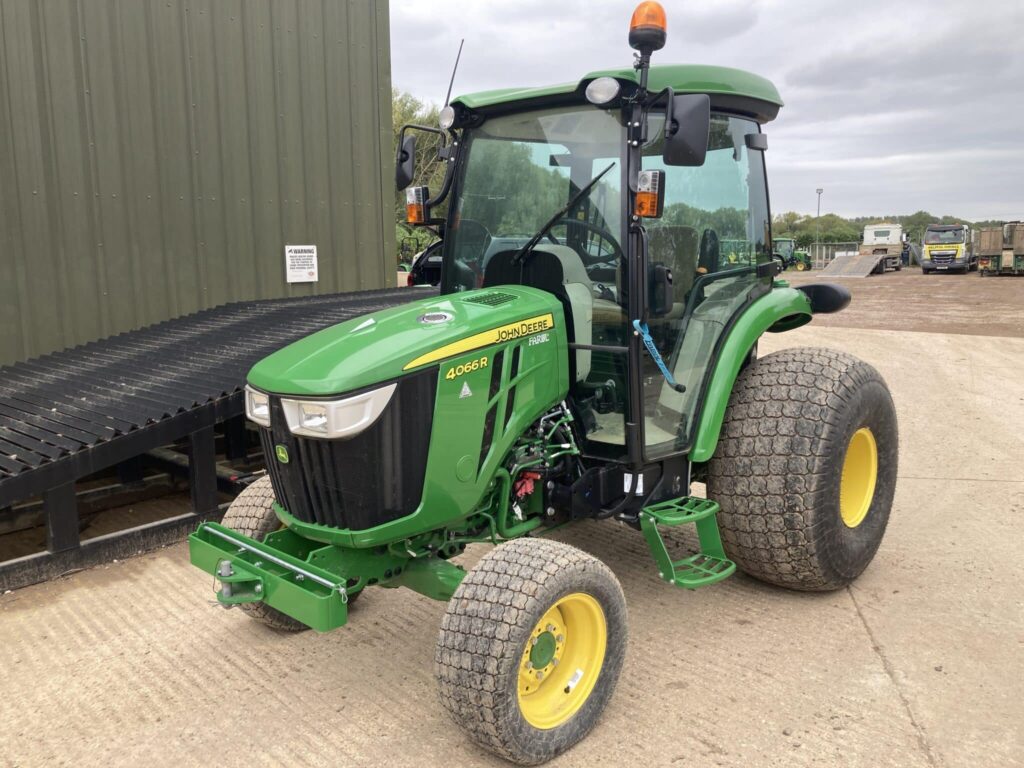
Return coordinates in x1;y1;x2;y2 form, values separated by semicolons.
247;286;563;396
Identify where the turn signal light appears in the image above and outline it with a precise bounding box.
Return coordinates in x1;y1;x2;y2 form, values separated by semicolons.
629;1;667;53
635;170;664;218
406;186;429;224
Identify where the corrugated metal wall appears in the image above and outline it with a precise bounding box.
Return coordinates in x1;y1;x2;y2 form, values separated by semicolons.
0;0;395;366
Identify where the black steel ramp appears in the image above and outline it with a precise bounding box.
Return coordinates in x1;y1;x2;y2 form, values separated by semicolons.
0;287;434;589
819;253;884;277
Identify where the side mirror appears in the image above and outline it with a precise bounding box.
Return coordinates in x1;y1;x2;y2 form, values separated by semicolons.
395;133;417;190
648;263;674;317
663;93;710;167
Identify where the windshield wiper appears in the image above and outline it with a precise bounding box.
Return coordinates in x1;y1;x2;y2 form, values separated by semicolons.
512;162;617;265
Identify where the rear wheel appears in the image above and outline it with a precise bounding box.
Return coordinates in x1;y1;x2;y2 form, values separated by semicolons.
436;538;627;765
707;348;898;591
220;477;307;632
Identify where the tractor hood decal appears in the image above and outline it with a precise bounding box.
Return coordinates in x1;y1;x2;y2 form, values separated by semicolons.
247;287;562;397
403;314;554;370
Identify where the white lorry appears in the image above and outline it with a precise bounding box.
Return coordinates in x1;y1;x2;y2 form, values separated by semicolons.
859;223;905;273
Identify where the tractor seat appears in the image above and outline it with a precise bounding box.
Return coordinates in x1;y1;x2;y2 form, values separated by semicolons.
646;225;699;305
483;245;593;380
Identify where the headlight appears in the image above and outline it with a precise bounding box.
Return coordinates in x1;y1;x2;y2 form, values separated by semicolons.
281;383;397;439
296;402;328;434
245;386;271;427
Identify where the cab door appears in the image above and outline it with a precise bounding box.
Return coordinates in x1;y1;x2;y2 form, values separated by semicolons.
637;113;772;459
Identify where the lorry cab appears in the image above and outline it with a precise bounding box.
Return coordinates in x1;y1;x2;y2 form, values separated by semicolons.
859;223;905;272
922;223;975;273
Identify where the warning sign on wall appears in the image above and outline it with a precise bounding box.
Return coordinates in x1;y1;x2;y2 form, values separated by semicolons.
285;245;318;283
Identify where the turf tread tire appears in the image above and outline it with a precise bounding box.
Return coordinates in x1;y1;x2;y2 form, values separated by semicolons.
220;477;307;632
708;347;898;591
435;538;627;765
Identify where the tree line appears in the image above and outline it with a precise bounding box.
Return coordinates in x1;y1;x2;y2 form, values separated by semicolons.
772;211;1005;247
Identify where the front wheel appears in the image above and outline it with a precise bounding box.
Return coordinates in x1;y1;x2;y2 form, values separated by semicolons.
708;348;898;591
435;538;627;765
220;477;308;632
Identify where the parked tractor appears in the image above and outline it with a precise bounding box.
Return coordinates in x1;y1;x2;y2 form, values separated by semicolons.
189;3;899;763
773;237;812;271
978;222;1024;276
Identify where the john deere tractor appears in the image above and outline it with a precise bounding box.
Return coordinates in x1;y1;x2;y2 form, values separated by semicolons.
774;237;812;271
189;3;898;763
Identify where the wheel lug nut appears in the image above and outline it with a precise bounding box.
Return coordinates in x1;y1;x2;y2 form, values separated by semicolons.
526;661;533;670
536;671;544;681
551;659;559;667
556;634;564;643
546;624;555;632
531;638;538;646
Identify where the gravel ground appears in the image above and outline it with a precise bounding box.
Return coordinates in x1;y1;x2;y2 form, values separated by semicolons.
786;269;1024;338
1;276;1022;768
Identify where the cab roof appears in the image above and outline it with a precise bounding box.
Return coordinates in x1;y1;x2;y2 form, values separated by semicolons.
452;64;784;124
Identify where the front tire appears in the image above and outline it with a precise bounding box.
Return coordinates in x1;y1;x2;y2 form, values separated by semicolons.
435;538;627;765
220;477;307;632
707;348;898;591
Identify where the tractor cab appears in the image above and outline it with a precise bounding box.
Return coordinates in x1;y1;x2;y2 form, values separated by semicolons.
400;61;783;467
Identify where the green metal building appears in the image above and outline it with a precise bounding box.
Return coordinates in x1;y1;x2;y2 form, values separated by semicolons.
0;0;395;366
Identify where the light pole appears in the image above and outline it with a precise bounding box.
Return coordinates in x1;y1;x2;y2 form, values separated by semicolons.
815;188;823;264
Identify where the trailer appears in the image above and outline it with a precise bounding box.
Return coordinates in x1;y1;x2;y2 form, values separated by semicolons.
978;222;1024;276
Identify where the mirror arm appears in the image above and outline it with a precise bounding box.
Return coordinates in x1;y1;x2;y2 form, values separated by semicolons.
426;129;460;209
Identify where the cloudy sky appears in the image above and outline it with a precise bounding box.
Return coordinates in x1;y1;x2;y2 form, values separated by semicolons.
390;0;1023;220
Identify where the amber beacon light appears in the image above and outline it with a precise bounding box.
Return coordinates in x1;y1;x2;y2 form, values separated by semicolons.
629;1;667;53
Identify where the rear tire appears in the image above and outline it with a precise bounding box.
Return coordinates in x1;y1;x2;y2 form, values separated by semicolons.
707;348;898;591
220;477;307;632
435;538;627;765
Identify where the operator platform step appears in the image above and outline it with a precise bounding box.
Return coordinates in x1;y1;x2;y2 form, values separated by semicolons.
639;497;736;589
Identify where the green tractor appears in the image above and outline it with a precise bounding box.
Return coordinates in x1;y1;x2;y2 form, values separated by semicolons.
189;3;898;763
774;237;812;271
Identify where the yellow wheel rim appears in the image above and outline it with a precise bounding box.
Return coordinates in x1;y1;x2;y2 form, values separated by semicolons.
517;592;607;730
840;427;878;528
796;261;807;271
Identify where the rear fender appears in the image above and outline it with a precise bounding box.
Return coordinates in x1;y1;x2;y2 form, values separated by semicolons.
689;288;812;463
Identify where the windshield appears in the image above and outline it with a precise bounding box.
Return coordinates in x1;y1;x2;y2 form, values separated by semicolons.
925;228;965;244
441;105;624;294
774;239;794;259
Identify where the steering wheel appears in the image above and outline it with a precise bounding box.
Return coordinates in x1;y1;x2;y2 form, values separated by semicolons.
547;218;625;264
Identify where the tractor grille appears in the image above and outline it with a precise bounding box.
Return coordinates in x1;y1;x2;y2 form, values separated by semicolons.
259;368;437;530
931;250;956;265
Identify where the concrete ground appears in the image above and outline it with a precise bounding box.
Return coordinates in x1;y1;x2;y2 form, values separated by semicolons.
2;276;1023;767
